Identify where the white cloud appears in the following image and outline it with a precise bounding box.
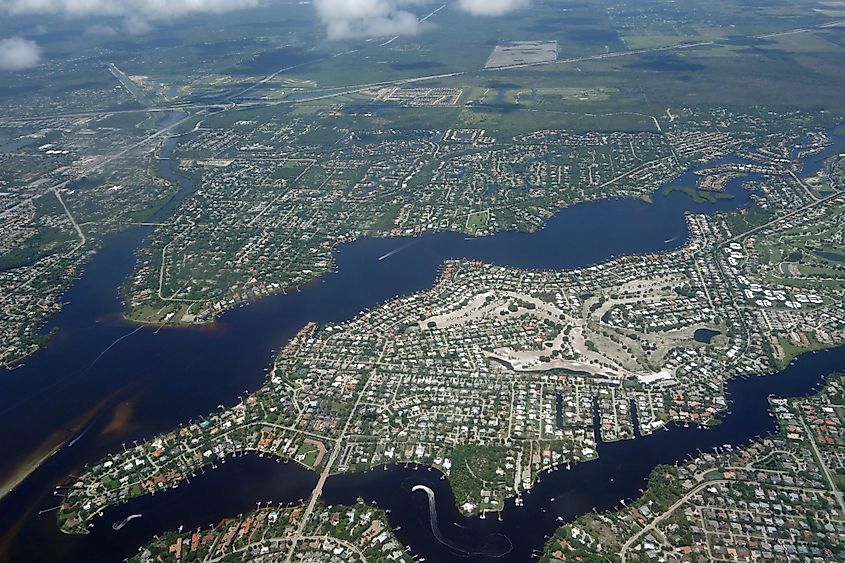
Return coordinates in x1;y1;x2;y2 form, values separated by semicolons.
0;0;263;36
122;14;153;35
313;0;423;40
0;0;262;21
84;23;118;36
456;0;530;17
0;36;42;71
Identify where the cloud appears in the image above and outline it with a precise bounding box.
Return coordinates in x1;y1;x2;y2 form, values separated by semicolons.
0;36;42;71
0;0;263;36
0;0;262;21
313;0;423;40
456;0;530;17
123;14;153;35
84;23;118;36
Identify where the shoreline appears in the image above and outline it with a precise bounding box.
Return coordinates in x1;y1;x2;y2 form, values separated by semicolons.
55;343;842;561
3;156;753;368
0;390;124;504
0;438;66;506
58;337;845;537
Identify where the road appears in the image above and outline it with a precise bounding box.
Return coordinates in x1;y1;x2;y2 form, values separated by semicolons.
283;344;388;562
489;18;845;72
108;63;154;107
51;187;86;252
5;18;843;125
0;111;195;222
619;478;729;563
798;413;845;514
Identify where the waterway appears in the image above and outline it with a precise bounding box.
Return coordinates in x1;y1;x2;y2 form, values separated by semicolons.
323;344;845;562
0;124;843;561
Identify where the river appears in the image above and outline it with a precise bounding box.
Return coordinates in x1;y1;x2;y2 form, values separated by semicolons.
0;123;842;561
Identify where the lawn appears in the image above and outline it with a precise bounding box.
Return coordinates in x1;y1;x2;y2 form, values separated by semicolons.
465;210;490;233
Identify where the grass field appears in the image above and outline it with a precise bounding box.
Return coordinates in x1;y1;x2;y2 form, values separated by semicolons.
294;442;320;468
465;210;490;233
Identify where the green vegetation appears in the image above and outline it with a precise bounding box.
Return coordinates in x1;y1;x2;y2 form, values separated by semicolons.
294;441;320;468
776;333;829;370
465;210;489;233
5;2;845;561
271;160;311;180
542;464;686;561
721;205;775;235
663;185;736;204
448;445;512;513
0;225;71;270
0;193;73;270
370;204;403;233
754;204;845;290
131;501;411;563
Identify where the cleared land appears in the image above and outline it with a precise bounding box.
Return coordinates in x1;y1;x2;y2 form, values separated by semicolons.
484;41;558;69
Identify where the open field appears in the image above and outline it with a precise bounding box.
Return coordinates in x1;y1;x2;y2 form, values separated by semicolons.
485;41;558;69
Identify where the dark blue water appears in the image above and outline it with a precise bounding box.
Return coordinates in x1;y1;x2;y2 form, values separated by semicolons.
14;457;316;562
14;343;843;562
817;250;845;263
323;344;845;562
693;328;721;343
0;124;842;561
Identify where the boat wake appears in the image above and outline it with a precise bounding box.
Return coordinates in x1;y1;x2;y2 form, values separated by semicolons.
378;241;416;262
66;425;91;448
112;514;142;531
411;485;512;558
81;326;145;375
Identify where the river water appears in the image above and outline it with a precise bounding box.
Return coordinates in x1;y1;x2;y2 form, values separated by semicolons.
0;123;842;561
